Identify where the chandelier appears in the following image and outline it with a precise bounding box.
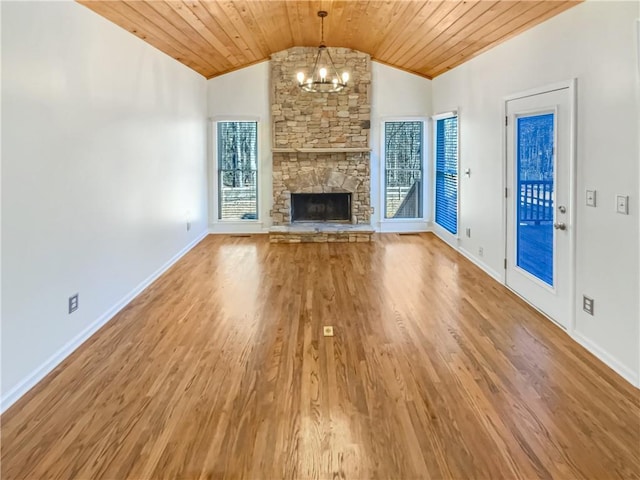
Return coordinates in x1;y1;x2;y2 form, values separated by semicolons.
296;11;349;93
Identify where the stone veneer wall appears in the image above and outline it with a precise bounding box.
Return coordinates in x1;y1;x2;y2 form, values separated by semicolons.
270;47;372;225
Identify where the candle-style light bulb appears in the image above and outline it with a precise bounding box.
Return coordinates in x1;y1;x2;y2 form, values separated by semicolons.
319;67;327;80
341;71;349;83
297;72;305;84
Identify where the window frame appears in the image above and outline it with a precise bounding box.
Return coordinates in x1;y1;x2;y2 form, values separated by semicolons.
432;111;459;238
211;118;261;223
380;117;429;223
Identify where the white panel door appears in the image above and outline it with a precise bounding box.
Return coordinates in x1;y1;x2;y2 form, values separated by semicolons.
505;87;573;328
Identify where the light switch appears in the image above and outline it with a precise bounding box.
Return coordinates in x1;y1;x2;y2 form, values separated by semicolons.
586;190;596;207
583;296;594;316
616;195;629;215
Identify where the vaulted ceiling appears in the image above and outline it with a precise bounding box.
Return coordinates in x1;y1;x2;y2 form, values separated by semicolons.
78;1;581;80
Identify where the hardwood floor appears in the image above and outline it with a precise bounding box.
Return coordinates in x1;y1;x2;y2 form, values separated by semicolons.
2;233;639;479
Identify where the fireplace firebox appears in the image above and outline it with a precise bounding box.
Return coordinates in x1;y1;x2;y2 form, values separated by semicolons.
291;193;351;222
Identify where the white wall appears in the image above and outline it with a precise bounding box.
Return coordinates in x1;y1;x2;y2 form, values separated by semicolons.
371;62;433;231
206;59;432;232
1;1;208;409
207;62;272;233
432;1;640;384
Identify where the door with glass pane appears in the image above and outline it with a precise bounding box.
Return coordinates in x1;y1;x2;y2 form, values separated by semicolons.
506;87;572;328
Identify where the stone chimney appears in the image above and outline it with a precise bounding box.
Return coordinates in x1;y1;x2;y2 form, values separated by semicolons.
269;47;372;227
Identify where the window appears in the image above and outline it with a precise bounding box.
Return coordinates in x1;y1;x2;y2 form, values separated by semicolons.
217;121;258;221
384;121;424;219
516;113;555;286
434;114;458;234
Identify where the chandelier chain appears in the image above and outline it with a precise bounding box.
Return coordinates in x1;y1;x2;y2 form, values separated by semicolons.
296;10;348;93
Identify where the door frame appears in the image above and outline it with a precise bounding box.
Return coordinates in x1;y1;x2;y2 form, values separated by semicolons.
502;79;577;332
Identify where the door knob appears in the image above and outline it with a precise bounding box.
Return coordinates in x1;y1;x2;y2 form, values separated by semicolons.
554;223;567;230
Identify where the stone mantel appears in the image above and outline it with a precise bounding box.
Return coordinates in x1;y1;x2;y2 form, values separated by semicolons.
272;147;371;153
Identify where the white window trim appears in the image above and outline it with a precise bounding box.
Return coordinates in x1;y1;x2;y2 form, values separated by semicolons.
379;117;429;228
209;117;262;227
431;110;460;244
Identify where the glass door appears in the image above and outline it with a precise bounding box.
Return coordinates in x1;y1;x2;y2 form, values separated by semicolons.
505;87;573;328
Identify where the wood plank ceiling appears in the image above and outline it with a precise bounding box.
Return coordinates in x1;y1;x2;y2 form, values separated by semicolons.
77;1;581;80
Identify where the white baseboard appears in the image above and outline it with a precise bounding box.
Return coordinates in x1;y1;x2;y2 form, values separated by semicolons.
458;247;504;283
431;224;460;250
429;225;503;283
378;221;430;233
208;222;266;234
0;231;209;413
571;330;639;387
422;229;639;389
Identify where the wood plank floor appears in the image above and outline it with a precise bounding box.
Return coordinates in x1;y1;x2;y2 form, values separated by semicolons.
2;233;639;479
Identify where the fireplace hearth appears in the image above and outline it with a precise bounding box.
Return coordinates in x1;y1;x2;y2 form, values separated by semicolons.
291;193;351;223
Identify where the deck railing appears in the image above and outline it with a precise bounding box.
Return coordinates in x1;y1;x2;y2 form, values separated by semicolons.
393;179;422;219
519;180;553;223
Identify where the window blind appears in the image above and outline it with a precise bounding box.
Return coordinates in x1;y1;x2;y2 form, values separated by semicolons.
435;116;458;235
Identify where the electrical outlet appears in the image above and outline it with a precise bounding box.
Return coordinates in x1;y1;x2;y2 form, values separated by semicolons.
466;227;471;238
323;326;334;337
69;293;79;314
583;295;594;316
586;190;596;207
478;247;484;257
616;195;629;215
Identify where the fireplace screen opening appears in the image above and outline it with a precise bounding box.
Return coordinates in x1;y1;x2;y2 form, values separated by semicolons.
291;193;351;222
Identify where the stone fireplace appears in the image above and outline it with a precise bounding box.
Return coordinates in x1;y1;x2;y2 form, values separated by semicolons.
269;47;374;243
